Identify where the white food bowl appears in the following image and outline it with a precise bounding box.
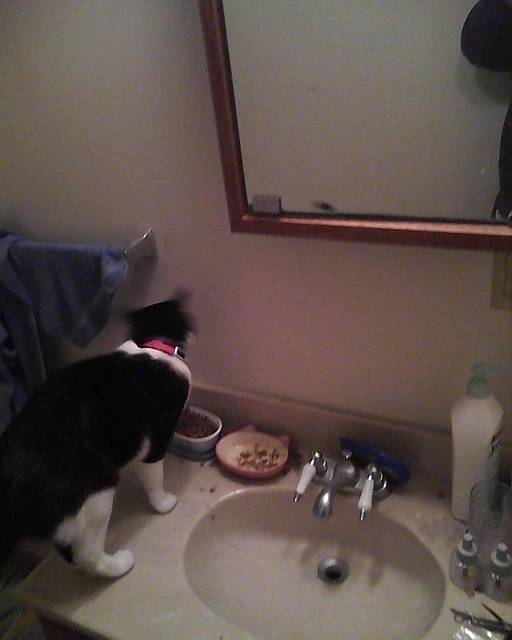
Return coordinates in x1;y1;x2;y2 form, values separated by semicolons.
172;406;223;455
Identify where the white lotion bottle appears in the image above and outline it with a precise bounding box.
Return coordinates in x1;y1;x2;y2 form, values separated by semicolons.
451;363;504;522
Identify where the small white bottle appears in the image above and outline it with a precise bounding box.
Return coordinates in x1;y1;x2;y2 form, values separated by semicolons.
484;542;512;602
451;363;504;521
449;530;480;596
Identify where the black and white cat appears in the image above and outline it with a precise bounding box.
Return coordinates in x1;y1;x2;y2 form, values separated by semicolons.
0;293;194;578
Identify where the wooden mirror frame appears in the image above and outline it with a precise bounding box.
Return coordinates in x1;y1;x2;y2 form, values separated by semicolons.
199;0;512;251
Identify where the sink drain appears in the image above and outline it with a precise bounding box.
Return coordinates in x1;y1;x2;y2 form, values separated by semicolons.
317;558;350;585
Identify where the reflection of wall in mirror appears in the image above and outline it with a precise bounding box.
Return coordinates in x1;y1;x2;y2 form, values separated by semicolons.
223;0;509;221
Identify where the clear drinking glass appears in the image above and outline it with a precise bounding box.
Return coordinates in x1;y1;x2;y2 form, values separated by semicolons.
468;481;512;565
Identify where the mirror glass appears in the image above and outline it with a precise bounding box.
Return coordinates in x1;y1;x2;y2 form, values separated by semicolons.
200;0;512;249
224;0;510;220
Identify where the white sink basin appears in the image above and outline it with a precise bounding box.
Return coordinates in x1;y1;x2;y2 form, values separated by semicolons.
184;487;446;640
17;458;482;640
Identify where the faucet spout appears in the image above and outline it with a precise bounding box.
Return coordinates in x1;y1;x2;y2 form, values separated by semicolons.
313;488;335;519
312;458;359;520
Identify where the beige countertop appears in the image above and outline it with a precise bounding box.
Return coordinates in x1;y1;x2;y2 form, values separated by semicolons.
13;454;512;640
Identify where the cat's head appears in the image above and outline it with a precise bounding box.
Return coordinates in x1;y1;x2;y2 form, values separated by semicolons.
127;289;196;347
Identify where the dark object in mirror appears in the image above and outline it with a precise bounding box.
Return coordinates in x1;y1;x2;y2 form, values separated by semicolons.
461;0;512;222
461;0;512;71
199;0;512;250
493;103;512;221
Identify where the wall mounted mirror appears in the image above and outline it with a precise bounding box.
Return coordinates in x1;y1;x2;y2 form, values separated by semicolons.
199;0;512;250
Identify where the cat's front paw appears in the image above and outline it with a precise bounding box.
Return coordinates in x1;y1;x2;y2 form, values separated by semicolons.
94;549;134;579
149;491;178;514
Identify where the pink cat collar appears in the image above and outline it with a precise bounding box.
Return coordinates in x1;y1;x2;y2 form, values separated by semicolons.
143;339;186;361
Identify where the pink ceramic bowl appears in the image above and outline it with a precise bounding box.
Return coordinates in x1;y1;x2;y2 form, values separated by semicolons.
215;425;290;479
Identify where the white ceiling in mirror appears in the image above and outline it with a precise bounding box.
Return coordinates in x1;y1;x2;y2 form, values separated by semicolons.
223;0;511;221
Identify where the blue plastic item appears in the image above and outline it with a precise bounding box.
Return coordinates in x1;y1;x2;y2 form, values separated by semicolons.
339;438;411;485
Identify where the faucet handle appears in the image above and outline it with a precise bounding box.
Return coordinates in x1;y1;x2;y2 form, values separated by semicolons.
357;475;374;520
293;462;317;502
357;464;381;521
293;451;326;502
310;450;328;475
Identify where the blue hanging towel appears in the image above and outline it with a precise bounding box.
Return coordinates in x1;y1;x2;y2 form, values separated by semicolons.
0;230;128;433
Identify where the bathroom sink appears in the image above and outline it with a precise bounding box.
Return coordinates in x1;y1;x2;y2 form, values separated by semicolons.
184;487;446;640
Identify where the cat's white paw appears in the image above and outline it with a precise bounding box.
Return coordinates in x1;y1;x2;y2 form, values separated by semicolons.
94;549;135;579
150;491;178;514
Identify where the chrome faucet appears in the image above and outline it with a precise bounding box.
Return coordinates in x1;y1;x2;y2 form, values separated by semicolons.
294;450;390;520
312;454;358;519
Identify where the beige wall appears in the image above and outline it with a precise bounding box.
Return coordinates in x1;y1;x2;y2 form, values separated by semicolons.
1;1;510;438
